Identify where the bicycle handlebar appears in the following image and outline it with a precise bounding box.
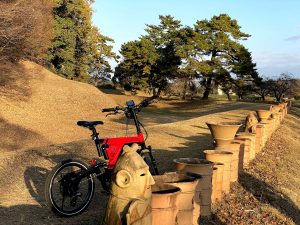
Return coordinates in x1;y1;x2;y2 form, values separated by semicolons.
137;95;158;108
102;108;116;112
102;96;158;114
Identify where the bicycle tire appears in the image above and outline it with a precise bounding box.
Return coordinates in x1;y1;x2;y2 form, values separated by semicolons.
45;159;95;217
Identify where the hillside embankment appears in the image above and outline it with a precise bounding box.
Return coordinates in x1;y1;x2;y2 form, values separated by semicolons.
0;61;119;154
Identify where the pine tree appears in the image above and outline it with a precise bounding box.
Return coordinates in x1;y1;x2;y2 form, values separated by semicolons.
175;26;202;99
194;14;251;99
230;46;258;99
48;0;116;82
116;15;182;96
88;27;118;82
114;38;159;93
144;15;182;96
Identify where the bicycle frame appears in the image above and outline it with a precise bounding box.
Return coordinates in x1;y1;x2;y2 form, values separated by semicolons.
91;103;152;170
101;133;145;168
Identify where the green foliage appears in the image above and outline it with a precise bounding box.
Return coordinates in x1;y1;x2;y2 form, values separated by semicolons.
114;38;159;91
88;27;118;82
252;77;270;101
226;46;258;99
115;15;182;96
95;80;116;90
194;14;252;99
47;0;116;82
115;13;259;99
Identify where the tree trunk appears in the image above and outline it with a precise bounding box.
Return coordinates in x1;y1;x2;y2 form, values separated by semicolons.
226;92;232;101
275;94;282;102
153;87;162;97
152;88;158;97
202;77;212;100
181;78;188;100
238;93;243;100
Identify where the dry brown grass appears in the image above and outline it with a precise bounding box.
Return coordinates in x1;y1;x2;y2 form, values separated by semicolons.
211;110;300;225
0;61;120;154
0;65;299;224
0;0;53;62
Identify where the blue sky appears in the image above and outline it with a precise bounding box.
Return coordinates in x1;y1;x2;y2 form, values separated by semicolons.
92;0;300;78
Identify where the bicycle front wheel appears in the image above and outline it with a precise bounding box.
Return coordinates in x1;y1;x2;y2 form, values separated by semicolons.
45;159;95;217
142;152;159;175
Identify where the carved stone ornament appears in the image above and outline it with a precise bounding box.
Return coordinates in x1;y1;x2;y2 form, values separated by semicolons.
244;111;258;133
102;143;155;225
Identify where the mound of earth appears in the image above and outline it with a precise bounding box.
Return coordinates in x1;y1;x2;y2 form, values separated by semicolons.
0;61;117;152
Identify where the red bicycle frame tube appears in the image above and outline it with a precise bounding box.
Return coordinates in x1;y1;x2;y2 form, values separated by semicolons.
102;132;145;168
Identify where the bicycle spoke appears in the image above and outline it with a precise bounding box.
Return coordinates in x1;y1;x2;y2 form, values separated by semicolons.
77;196;84;204
46;160;94;216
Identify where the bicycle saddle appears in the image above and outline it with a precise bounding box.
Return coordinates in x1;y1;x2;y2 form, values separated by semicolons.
77;121;104;128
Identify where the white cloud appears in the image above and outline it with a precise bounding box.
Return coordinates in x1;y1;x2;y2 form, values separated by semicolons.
253;52;300;77
284;35;300;41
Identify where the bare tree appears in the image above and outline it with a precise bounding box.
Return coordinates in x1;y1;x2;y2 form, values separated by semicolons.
268;73;293;102
0;0;53;63
251;77;270;101
289;79;300;98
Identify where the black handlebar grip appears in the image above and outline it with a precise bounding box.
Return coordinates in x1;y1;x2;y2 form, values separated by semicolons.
102;108;115;112
138;96;157;108
115;106;123;110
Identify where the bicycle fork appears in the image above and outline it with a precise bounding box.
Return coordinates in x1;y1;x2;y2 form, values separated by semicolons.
144;145;159;175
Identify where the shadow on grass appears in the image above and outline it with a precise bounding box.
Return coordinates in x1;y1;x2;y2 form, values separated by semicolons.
0;117;49;152
151;132;213;173
0;203;102;225
240;172;300;224
97;88;125;96
16;151;108;225
290;107;300;118
208;213;226;225
0;62;32;101
110;102;266;127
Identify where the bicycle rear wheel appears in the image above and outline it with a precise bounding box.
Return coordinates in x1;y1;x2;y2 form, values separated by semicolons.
45;159;95;217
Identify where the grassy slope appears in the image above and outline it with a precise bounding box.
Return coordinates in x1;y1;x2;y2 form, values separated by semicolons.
0;61;118;154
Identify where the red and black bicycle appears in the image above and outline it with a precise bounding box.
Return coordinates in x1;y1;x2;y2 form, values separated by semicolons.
45;97;159;216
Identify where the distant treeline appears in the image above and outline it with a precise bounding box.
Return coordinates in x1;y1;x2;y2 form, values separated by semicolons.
114;15;298;100
0;1;297;101
114;14;258;99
